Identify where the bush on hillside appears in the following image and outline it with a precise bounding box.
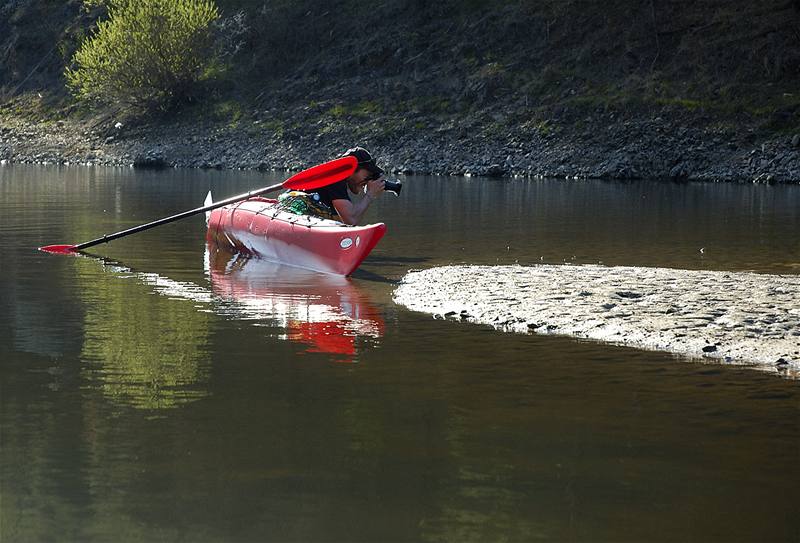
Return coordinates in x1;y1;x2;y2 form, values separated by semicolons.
65;0;219;111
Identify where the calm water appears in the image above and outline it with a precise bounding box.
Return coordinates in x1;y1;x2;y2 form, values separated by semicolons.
1;164;799;542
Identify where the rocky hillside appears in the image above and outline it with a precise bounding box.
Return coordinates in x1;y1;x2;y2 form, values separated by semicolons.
2;0;800;182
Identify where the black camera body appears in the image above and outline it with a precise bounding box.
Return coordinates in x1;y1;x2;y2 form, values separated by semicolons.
383;179;402;195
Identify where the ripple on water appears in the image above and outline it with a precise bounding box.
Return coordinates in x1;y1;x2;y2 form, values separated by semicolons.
394;264;800;377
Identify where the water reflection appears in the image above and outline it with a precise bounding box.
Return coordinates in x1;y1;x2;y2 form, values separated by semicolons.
75;241;385;407
77;255;212;411
206;243;384;362
74;242;385;410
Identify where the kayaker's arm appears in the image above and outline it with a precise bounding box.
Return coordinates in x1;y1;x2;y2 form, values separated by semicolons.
332;178;385;225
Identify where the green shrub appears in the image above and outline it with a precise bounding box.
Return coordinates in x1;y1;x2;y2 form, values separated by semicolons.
66;0;219;111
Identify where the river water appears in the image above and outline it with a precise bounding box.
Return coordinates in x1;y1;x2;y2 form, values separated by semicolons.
1;164;798;542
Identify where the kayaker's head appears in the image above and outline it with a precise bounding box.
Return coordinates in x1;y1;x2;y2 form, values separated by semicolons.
341;147;384;192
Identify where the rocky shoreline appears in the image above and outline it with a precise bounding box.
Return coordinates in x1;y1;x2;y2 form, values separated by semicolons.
2;109;800;183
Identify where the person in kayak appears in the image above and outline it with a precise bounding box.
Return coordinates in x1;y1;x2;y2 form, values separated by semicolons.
311;147;386;225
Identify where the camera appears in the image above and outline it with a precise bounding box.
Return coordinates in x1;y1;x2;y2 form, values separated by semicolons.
383;179;402;195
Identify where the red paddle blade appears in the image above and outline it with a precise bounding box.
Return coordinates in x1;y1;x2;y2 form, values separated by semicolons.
283;156;357;191
39;244;78;254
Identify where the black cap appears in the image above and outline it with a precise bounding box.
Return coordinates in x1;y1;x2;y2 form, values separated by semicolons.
341;146;384;177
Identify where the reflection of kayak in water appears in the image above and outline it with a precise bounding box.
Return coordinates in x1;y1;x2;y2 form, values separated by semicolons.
206;243;384;360
206;196;386;276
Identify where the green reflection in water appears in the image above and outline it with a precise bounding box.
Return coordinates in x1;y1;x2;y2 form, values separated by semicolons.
78;261;212;410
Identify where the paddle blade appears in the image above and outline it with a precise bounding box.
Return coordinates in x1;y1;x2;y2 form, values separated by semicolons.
204;191;213;225
283;156;357;191
39;244;78;255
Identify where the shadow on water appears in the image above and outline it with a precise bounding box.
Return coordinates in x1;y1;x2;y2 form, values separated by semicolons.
349;267;401;284
353;255;431;283
364;255;431;264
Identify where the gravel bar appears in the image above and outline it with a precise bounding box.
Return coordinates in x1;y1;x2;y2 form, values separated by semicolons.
394;264;800;377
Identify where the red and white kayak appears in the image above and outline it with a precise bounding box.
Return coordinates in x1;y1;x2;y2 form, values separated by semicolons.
206;196;386;276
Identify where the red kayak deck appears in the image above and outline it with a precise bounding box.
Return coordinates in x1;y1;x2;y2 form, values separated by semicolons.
206;197;386;276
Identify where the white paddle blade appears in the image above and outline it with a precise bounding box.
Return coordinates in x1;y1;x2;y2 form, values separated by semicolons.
204;191;213;225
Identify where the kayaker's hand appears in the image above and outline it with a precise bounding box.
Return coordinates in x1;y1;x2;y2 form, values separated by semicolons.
366;178;385;200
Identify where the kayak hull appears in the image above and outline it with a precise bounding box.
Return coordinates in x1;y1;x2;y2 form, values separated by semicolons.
206;198;386;276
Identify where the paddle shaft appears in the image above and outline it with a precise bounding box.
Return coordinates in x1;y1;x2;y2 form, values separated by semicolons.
39;156;358;254
72;181;284;251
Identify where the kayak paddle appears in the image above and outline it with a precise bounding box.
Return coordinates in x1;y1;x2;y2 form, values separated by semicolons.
39;156;358;255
